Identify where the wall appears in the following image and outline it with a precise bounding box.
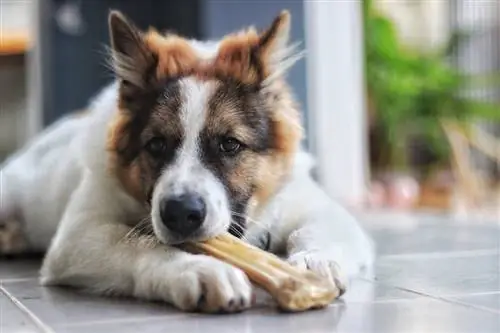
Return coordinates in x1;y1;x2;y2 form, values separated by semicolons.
41;0;202;126
0;0;31;158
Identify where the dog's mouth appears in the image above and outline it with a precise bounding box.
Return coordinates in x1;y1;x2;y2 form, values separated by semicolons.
150;218;246;246
146;192;249;245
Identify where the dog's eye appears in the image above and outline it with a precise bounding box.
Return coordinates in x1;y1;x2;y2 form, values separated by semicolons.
219;137;243;155
145;137;168;157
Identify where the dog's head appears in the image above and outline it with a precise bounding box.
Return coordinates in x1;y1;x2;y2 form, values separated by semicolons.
106;10;303;244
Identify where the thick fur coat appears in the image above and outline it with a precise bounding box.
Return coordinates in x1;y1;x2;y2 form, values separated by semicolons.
0;10;374;312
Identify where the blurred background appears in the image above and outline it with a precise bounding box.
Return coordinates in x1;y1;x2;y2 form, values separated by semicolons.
1;0;499;218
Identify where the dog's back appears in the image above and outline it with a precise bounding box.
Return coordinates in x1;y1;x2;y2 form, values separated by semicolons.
1;113;89;252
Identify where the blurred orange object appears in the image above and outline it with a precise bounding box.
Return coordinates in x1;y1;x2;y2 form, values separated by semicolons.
0;32;30;55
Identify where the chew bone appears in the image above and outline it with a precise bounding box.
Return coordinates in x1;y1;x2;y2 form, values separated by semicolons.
184;233;339;312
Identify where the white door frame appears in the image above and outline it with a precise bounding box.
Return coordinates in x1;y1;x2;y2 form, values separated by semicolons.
25;0;47;141
304;0;369;205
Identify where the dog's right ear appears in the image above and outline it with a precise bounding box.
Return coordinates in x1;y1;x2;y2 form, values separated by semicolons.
108;10;156;87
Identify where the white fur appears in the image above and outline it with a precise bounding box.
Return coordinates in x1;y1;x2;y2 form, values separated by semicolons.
151;78;231;245
0;38;374;312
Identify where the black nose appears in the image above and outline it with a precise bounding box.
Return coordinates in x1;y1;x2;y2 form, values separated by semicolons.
160;193;206;237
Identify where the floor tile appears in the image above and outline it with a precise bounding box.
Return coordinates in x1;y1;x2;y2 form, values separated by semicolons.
358;211;500;255
342;279;419;303
1;276;419;329
370;225;500;255
58;299;500;333
451;292;500;312
0;292;41;332
1;279;182;327
375;253;500;296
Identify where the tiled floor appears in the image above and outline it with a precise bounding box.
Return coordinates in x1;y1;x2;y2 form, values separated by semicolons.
1;211;499;332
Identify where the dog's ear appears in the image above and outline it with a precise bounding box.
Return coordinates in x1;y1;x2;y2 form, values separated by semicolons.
258;11;291;61
214;10;302;85
108;10;156;87
258;11;302;83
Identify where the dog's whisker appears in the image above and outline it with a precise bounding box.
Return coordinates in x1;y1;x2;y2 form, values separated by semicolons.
119;216;154;244
142;235;160;249
228;222;250;243
230;210;280;239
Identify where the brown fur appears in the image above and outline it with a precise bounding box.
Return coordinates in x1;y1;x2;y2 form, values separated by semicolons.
107;11;302;213
107;80;183;203
144;31;199;79
107;112;145;202
202;78;303;214
252;82;303;209
138;11;290;84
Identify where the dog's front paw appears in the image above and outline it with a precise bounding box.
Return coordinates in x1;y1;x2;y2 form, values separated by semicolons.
169;255;253;313
287;251;347;297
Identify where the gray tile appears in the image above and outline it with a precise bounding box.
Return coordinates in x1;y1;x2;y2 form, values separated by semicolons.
1;279;183;327
0;292;41;332
1;276;419;329
334;299;500;333
451;293;500;312
343;279;419;303
375;253;500;296
366;221;500;256
57;299;500;333
0;259;41;280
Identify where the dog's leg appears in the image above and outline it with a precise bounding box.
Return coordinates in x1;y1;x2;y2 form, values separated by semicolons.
267;173;375;295
42;221;252;312
41;180;252;313
286;205;375;295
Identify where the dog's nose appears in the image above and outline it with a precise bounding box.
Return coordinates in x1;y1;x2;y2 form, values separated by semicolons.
160;193;206;237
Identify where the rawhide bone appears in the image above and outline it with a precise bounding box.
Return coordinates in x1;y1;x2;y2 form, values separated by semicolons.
183;233;339;312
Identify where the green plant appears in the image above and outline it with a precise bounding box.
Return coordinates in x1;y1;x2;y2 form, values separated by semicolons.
363;0;500;174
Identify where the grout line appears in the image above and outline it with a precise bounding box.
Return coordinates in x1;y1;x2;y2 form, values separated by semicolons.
0;283;55;333
438;290;500;298
358;277;500;299
395;288;500;315
364;278;500;315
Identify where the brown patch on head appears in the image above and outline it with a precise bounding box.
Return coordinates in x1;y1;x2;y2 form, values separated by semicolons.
107;76;183;203
106;10;303;215
202;11;292;85
209;29;261;84
107;10;293;86
144;31;198;79
200;78;303;223
252;83;303;209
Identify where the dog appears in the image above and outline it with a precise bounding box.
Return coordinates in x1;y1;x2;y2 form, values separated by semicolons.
0;10;374;313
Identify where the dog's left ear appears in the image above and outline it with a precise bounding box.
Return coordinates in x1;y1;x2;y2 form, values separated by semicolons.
258;11;302;83
258;11;291;62
214;10;302;85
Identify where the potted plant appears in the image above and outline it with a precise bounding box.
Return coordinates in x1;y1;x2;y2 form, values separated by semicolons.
363;0;500;208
